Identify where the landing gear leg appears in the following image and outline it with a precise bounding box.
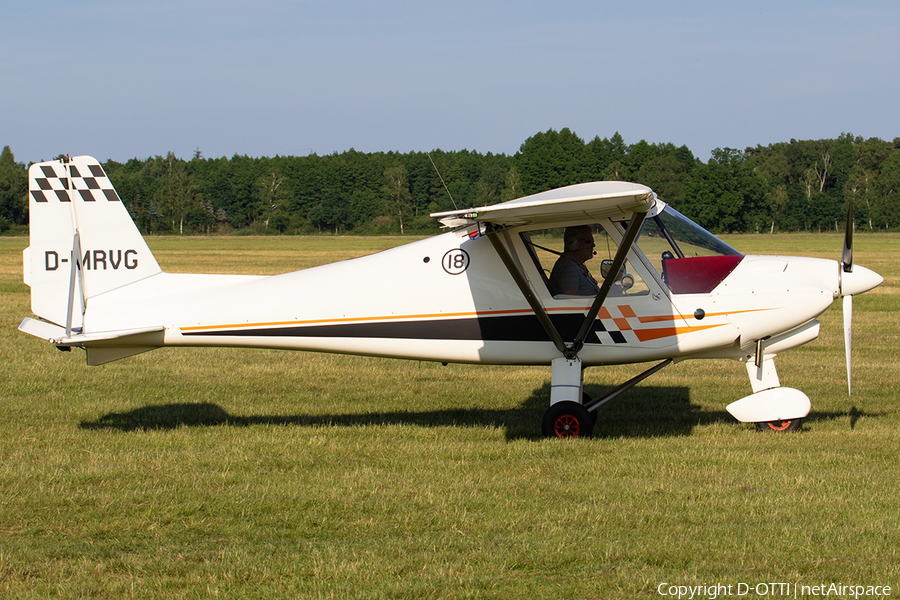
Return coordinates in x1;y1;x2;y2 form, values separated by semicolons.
542;356;593;438
541;358;673;438
727;356;810;432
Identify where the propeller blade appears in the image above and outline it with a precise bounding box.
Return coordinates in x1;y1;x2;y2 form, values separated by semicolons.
842;197;853;273
841;198;855;395
843;294;852;395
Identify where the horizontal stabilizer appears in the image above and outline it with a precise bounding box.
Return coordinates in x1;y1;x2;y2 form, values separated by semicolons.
18;317;67;341
19;317;165;365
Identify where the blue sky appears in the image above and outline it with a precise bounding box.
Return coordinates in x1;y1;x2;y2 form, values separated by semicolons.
3;1;898;164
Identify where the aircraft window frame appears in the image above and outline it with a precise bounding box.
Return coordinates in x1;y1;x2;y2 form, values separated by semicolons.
638;207;742;260
605;218;671;299
519;230;552;290
628;206;744;294
517;221;662;301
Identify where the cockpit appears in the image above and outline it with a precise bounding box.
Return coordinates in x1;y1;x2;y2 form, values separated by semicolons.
521;201;744;299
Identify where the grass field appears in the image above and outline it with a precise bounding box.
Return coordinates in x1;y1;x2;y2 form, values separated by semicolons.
1;232;898;599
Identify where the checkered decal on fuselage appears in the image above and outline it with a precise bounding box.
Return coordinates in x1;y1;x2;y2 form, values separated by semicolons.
591;305;653;344
30;162;121;203
594;324;629;344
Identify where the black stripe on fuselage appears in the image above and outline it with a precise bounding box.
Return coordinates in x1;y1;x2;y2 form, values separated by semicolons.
182;313;610;343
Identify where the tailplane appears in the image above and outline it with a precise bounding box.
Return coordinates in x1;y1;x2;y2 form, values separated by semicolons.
23;155;161;331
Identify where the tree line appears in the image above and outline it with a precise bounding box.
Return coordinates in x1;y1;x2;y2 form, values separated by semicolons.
2;129;899;236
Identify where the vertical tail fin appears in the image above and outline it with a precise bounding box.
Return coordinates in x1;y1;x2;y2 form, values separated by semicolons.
25;155;161;329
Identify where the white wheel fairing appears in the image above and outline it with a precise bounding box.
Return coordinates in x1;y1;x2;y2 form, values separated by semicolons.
726;387;811;423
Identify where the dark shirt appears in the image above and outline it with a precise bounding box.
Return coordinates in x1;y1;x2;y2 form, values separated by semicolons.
548;254;599;296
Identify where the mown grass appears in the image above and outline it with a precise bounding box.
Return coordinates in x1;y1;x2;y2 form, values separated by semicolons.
1;233;898;599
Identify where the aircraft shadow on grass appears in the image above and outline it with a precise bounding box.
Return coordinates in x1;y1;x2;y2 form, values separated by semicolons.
78;385;876;440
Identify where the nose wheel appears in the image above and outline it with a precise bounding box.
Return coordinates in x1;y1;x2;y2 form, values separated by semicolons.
542;401;594;438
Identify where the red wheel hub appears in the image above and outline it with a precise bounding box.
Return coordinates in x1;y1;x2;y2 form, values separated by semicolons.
553;414;581;438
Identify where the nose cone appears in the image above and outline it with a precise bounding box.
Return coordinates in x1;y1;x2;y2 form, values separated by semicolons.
841;265;883;297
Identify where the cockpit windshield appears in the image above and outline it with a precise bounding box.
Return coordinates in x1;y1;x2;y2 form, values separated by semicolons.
635;205;744;294
640;206;741;260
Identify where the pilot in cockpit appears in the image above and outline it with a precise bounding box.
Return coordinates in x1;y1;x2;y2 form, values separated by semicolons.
547;225;601;296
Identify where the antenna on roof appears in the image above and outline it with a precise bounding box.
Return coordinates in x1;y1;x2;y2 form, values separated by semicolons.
427;152;458;210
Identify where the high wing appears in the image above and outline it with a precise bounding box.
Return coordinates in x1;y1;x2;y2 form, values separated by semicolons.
430;181;656;227
432;182;658;397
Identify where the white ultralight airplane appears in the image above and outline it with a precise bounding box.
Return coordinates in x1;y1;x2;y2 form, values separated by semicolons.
20;155;883;437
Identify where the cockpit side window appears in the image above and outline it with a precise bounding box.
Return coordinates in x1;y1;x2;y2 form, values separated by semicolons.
520;224;651;299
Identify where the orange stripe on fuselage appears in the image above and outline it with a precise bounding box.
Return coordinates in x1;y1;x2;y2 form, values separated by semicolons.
634;322;728;342
613;318;632;331
180;304;773;340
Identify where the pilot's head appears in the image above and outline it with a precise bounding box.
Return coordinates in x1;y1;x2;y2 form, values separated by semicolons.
563;225;595;264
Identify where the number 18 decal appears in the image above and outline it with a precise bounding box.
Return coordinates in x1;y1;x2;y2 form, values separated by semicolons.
442;249;470;275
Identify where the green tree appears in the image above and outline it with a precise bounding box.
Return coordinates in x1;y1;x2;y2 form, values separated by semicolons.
254;171;292;232
154;152;202;234
632;144;696;207
383;165;411;234
682;148;771;233
584;133;624;180
308;195;351;233
517;128;588;194
500;166;523;202
0;146;27;230
872;151;900;229
83;132;900;236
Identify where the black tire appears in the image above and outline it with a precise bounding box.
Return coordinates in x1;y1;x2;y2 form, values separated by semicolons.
542;401;595;439
755;418;803;432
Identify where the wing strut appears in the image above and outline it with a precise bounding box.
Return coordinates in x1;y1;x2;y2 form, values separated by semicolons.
569;211;646;357
485;209;647;360
486;225;568;354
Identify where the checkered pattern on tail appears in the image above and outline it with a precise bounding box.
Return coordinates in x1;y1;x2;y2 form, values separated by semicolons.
30;162;121;203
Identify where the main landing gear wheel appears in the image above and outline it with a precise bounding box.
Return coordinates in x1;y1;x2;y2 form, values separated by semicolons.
542;401;595;439
755;418;803;432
